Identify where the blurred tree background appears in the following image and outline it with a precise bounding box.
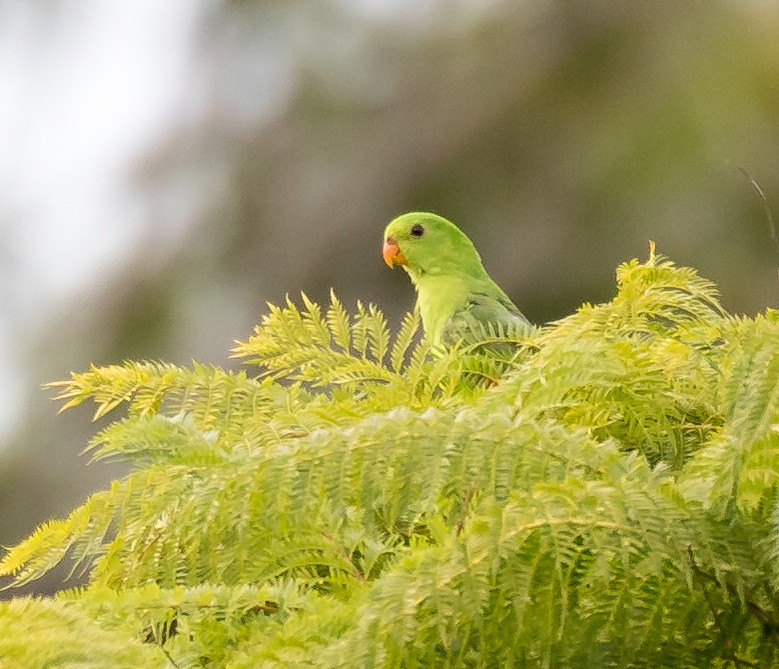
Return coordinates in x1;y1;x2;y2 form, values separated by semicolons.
1;0;778;595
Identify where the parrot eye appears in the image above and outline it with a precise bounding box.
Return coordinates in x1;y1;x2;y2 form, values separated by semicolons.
410;224;425;238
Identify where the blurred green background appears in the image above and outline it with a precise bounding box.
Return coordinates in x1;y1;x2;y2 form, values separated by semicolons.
1;1;778;594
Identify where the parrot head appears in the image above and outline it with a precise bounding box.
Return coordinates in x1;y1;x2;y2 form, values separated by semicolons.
382;212;485;280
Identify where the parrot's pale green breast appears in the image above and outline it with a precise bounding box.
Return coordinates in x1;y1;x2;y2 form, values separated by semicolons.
382;212;529;346
413;274;472;347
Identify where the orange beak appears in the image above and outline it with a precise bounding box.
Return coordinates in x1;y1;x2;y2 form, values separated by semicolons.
382;237;407;268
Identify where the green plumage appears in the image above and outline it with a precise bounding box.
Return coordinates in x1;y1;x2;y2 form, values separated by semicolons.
383;212;529;346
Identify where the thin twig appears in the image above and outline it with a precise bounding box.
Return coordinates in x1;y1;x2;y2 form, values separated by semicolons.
736;166;779;295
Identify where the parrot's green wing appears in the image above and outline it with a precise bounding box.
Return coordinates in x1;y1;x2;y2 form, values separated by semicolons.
442;289;530;346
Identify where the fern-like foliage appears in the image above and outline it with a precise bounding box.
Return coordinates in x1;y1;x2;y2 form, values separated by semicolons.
2;250;779;668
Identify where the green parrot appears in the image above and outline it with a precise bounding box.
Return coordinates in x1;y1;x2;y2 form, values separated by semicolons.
382;211;529;347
